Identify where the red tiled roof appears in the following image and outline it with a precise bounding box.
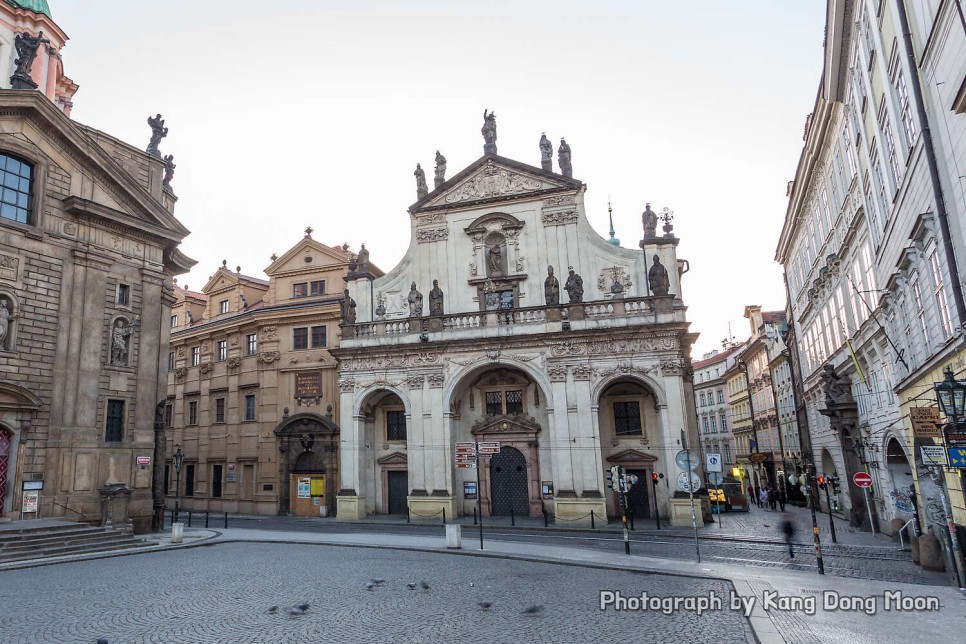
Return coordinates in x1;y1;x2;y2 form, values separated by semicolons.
762;311;786;324
174;286;207;301
691;344;743;369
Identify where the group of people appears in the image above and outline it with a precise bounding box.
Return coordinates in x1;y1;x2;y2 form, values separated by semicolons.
748;483;787;512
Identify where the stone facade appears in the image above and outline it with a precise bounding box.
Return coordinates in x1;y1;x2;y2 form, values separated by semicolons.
333;149;698;526
164;234;369;517
692;347;740;468
0;92;193;531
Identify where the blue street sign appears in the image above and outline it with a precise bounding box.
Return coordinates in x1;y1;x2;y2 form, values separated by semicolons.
947;447;966;468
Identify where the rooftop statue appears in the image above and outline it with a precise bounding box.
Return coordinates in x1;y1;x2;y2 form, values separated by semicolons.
558;138;573;177
434;151;447;189
414;163;428;200
146;114;168;158
10;31;48;89
648;255;670;296
162;155;176;192
564;267;583;303
482;110;497;155
539;133;553;172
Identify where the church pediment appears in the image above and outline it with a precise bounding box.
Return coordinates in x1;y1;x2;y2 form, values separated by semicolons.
470;413;542;436
377;451;408;465
606;449;658;464
412;155;582;212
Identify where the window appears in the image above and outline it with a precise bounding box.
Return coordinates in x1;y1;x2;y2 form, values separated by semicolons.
702;415;710;434
168;351;175;371
294;326;326;349
212;464;223;499
184;464;195;497
710;414;718;432
219;299;229;314
311;326;327;348
0;153;33;224
217;340;227;361
310;280;326;296
387;410;406;441
717;389;724;404
930;251;953;337
191;347;200;366
699;393;706;407
843;131;857;181
188;400;198;425
878;99;901;188
244;394;256;421
723;442;731;463
164;403;173;428
485;389;524;416
215;397;226;424
613;401;643;435
105;399;125;442
246;333;257;355
293;327;308;350
720;412;727;432
292;282;308;298
117;284;130;306
171;314;178;328
913;277;929;347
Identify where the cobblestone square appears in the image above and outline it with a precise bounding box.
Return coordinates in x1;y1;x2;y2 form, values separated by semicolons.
0;543;754;643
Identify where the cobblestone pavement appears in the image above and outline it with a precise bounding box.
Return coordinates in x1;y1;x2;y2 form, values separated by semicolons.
0;542;754;644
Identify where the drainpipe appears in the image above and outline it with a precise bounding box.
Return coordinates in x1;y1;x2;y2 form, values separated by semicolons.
896;0;966;325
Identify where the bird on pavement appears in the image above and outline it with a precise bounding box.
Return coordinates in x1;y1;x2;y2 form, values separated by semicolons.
420;581;430;590
407;582;417;590
268;606;278;614
478;602;493;611
522;605;544;615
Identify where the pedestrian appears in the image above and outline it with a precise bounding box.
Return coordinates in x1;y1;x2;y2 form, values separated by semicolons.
747;484;755;507
779;513;796;558
768;487;777;511
759;487;768;510
777;488;787;512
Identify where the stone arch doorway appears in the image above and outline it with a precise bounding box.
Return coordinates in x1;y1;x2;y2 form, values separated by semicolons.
885;438;915;521
605;450;658;520
0;426;10;516
489;446;529;516
274;413;340;517
358;389;410;515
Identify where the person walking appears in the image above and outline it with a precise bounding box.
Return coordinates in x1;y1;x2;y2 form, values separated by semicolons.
759;487;768;510
777;487;787;512
768;487;777;511
779;513;796;558
747;484;755;508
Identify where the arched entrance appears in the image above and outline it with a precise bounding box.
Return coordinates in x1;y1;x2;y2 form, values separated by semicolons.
490;446;529;516
605;450;658;520
0;427;10;516
885;438;914;520
274;413;340;517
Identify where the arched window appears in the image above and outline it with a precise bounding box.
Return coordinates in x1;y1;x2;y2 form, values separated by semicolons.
0;153;33;224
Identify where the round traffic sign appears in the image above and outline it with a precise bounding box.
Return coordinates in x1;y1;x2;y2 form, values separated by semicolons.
853;472;873;488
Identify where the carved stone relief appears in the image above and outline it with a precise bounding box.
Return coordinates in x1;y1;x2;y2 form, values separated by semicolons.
548;365;568;382
257;351;280;364
597;268;632;294
442;161;544;204
571;364;594;380
427;371;445;388
0;254;20;282
416;227;449;243
338;378;355;393
541;209;578;226
543;195;576;207
407;374;424;389
340;352;440;373
261;326;278;340
226;356;241;369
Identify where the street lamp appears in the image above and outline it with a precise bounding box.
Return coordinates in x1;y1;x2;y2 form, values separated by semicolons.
934;367;966;424
173;444;185;523
932;367;966;590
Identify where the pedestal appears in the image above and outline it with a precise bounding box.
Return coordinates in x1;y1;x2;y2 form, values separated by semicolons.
670;496;705;528
408;495;457;522
554;497;607;527
99;483;134;533
336;495;366;520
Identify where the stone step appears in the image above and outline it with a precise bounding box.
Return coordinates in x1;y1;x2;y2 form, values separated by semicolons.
0;526;110;546
0;538;155;564
0;530;135;553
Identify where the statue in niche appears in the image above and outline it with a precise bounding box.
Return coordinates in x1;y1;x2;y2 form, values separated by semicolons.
110;318;135;365
642;203;658;239
648;255;670;296
356;244;369;275
11;31;48;88
558;138;573;177
434;151;447;189
414;163;428;200
341;289;357;324
429;279;444;316
0;296;16;351
407;282;424;317
487;241;504;277
539;133;553;172
544;266;560;305
482;110;497;155
162;155;176;191
564;267;583;303
146;114;168;158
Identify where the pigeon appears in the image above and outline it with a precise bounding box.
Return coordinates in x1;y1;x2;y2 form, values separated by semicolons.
365;582;375;591
268;606;278;614
419;581;430;590
478;602;492;611
297;603;310;612
522;605;544;615
371;578;385;584
407;582;417;590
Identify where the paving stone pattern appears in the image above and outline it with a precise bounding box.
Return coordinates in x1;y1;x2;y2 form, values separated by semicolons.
0;543;754;643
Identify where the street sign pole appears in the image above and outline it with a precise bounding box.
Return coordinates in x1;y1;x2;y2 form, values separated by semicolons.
853;472;876;537
808;470;825;575
863;485;875;537
476;442;483;551
619;468;630;555
681;429;700;563
823;484;837;544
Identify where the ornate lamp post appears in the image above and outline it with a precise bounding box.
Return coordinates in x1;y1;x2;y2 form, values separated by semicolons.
173;445;185;524
932;367;966;589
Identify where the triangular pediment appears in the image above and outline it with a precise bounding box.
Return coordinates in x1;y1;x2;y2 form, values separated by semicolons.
201;266;241;294
411;154;583;212
265;237;351;277
606;449;658;464
470;413;542;436
377;451;408;465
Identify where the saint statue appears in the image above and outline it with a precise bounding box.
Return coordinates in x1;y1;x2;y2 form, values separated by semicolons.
162;155;176;191
539;133;553;172
564;267;583;303
414;163;428;200
544;266;560;305
648;254;670;296
429;279;444;316
434;151;447;189
642;203;658;239
341;289;357;324
10;31;48;89
820;365;850;407
146;114;168;158
407;282;424;317
356;243;369;275
482;110;497;155
110;319;134;365
0;297;15;351
558;138;573;177
487;243;504;277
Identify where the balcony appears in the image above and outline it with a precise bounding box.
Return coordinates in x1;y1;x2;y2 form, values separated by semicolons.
341;295;680;348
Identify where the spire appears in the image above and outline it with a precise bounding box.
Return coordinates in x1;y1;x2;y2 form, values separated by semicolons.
607;200;620;246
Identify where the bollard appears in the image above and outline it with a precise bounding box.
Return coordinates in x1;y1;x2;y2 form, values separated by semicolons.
591;510;596;530
187;510;192;527
170;508;175;526
407;507;411;524
473;507;478;526
224;512;228;529
205;512;209;529
442;508;446;525
543;507;548;527
629;509;635;531
511;506;515;527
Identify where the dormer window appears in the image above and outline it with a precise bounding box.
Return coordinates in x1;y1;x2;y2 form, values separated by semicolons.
293;280;326;298
0;153;33;225
219;299;229;314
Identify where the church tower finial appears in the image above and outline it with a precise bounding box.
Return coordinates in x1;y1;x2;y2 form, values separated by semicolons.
607;199;620;246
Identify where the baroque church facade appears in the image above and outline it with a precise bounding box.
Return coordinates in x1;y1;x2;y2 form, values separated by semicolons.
334;123;700;525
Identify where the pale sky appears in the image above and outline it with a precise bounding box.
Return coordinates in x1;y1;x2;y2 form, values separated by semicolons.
55;0;825;359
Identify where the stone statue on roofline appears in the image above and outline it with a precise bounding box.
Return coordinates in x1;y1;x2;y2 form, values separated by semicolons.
544;266;560;305
162;155;176;192
434;151;447;189
407;282;424;317
414;164;428;200
539;133;553;172
647;255;670;296
429;279;444;316
146;114;168;158
10;31;48;89
564;267;583;303
482;110;497;155
557;138;572;177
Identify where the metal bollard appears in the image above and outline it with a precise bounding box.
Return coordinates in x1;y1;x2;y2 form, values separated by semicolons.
629;509;635;531
205;512;209;529
442;508;446;525
543;508;548;527
224;512;228;529
187;510;192;527
510;506;515;527
170;509;175;526
473;507;478;525
591;510;595;530
407;506;411;524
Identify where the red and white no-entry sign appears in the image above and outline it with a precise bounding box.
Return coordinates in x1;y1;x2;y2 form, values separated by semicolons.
852;472;873;488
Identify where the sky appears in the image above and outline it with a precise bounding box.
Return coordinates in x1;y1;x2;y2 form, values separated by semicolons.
53;0;826;359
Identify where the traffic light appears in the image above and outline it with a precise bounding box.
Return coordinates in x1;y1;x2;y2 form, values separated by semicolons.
829;476;841;495
816;476;827;490
652;472;659;483
607;466;619;490
625;474;639;489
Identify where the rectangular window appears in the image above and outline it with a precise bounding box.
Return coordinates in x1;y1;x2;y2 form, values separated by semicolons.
215;397;226;424
293;282;308;298
716;389;724;404
879;99;902;188
105;399;125;442
219;299;229;314
293;327;308;350
699;393;706;407
613;401;643;435
930;251;953;337
0;154;33;224
311;325;327;348
723;442;731;463
844;131;857;181
164;403;173;428
184;464;195;497
485;391;503;416
171;315;178;328
244;394;256;421
505;390;524;415
188;400;198;425
702;416;710;434
247;333;257;356
217;340;227;362
386;410;407;441
820;188;832;232
720;412;727;432
710;414;718;432
310;280;326;296
191;347;200;366
117;283;130;306
499;290;514;309
212;464;223;499
168;351;175;371
913;278;929;347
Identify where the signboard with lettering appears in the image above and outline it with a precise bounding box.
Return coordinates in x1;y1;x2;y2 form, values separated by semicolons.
947;447;966;468
910;407;942;439
295;371;322;398
297;477;311;498
921;446;949;466
705;453;722;473
22;490;39;513
310;477;325;497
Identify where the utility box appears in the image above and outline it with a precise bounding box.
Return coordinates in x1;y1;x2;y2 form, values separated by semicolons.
171;522;184;544
445;524;462;549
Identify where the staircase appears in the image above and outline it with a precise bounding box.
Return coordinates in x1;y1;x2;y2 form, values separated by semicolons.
0;520;156;565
